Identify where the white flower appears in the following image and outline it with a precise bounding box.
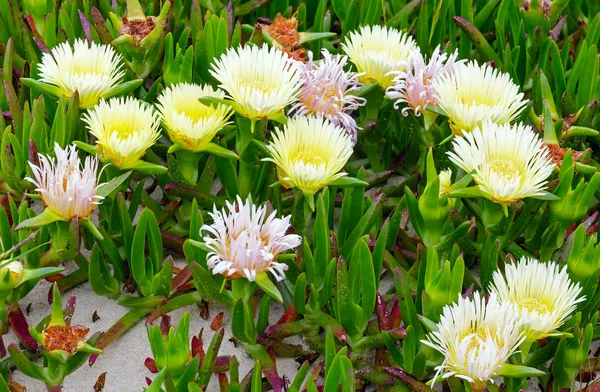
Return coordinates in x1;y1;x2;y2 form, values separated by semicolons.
490;257;585;341
289;50;366;143
26;143;104;220
423;292;524;390
432;61;529;135
38;39;125;108
342;25;417;88
447;121;555;205
156;83;233;152
263;116;354;195
386;46;461;116
210;45;303;120
201;197;301;282
82;97;161;169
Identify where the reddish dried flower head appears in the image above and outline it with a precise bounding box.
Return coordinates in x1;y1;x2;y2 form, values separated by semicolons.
43;325;90;355
264;13;306;61
120;17;157;45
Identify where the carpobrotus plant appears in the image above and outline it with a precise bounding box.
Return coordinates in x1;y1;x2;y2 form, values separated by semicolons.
2;0;600;390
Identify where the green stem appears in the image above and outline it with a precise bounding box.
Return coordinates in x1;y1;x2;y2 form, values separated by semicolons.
176;150;202;186
236;118;265;199
146;291;202;323
89;307;151;365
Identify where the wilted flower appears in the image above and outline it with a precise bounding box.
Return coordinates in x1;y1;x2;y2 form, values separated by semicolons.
210;45;303;121
263;12;306;61
433;61;529;135
447;121;555;205
26;143;103;221
201;197;301;282
490;257;585;341
156;83;233;152
29;285;101;358
37;39;125;109
264;116;354;195
422;292;524;391
82;97;161;170
342;25;417;88
289;50;366;143
386;46;460;117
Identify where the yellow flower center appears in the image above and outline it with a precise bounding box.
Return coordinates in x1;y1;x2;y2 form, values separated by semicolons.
518;297;549;314
295;151;325;166
244;80;273;95
464;331;487;354
489;159;520;182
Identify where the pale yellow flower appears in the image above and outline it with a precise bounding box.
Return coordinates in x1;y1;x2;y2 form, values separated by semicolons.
423;292;524;391
447;121;555;205
156;83;233;152
342;25;417;88
263;116;353;195
82;97;160;169
210;45;303;120
490;257;585;341
433;61;528;135
38;39;125;108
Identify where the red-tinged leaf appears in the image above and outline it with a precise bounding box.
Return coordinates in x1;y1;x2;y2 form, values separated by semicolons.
218;373;229;391
161;230;185;255
64;295;77;326
463;284;474;298
8;304;38;351
24;15;43;40
160;315;171;336
91;7;113;44
210;312;224;331
192;329;205;359
145;358;159;373
171;265;192;292
275;303;299;324
214;356;231;372
383;367;433;391
375;293;389;331
145;377;152;386
389;299;401;329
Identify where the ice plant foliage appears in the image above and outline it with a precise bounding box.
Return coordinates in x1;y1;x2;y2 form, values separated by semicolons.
201;197;301;282
156;83;233;152
37;39;125;108
210;45;303;120
447;121;555;205
342;25;418;88
264;116;354;195
82;97;161;169
433;61;529;135
290;50;366;142
490;258;585;341
26;143;103;221
386;46;460;117
423;292;524;391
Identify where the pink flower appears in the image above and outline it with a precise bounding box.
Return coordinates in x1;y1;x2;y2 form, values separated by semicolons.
386;46;461;117
289;50;366;143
